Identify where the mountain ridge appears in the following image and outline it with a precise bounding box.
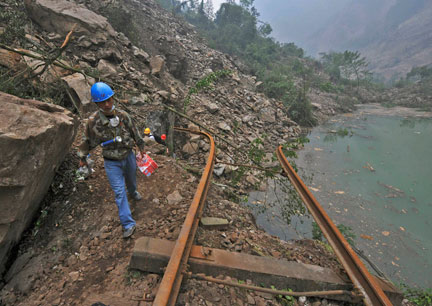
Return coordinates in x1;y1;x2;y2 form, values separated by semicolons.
306;0;432;80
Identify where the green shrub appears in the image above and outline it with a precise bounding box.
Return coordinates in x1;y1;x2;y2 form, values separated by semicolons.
400;284;432;305
319;81;338;93
0;0;28;44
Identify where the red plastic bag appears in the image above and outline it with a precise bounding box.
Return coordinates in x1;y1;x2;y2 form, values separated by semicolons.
136;152;158;176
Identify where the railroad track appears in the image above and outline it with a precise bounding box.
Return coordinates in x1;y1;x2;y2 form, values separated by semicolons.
145;130;394;305
275;146;393;306
152;127;215;306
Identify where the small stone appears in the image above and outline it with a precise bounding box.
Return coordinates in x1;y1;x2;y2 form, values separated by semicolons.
66;255;77;267
205;102;220;113
246;294;255;305
200;217;229;230
97;59;117;78
270;250;282;258
213;164;225;176
150;55;165;75
182;142;198;154
100;232;110;239
69;271;79;282
218;122;231;131
167;190;183;205
299;296;307;304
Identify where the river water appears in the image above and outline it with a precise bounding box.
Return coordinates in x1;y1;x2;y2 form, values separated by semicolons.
246;104;432;288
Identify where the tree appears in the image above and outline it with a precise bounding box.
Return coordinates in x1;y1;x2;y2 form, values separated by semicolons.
342;51;370;89
320;50;370;88
407;65;432;81
203;0;215;19
320;51;345;82
258;22;272;37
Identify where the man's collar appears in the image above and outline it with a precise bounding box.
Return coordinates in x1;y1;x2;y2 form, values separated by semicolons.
98;110;110;125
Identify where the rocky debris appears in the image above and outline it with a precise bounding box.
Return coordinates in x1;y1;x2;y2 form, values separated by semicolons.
150;55;165;75
0;49;27;72
24;0;116;43
62;73;96;116
0;91;78;276
376;83;432;109
97;59;118;78
308;88;357;123
0;0;363;305
0;134;347;306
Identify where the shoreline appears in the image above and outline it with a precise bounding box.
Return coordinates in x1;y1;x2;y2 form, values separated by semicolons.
355;103;432;118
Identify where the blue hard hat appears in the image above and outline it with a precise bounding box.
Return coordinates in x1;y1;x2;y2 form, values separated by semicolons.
91;82;114;102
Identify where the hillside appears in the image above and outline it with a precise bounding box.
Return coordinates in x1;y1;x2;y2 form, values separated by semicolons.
306;0;432;80
0;0;357;305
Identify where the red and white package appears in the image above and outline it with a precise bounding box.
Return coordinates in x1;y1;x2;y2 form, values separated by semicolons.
136;152;158;176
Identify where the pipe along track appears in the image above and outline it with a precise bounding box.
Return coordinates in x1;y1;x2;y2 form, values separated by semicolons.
276;146;392;306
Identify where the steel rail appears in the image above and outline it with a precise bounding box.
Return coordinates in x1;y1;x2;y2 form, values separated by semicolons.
275;146;392;306
151;127;215;306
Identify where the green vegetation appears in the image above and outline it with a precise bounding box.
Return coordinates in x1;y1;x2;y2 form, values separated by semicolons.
271;285;294;306
124;269;143;285
400;284;432;306
32;208;49;237
156;0;368;126
319;50;371;89
312;222;356;246
407;65;432;81
0;0;28;44
184;69;232;112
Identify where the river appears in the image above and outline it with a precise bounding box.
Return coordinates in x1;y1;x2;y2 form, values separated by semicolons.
246;104;432;288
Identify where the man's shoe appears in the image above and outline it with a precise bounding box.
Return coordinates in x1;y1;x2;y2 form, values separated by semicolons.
132;191;142;201
123;225;136;238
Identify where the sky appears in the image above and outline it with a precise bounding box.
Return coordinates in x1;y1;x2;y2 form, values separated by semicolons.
212;0;225;11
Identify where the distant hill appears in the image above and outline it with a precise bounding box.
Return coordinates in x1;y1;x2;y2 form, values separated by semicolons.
306;0;432;80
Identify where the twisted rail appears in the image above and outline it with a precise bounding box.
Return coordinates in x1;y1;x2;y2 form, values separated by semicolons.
276;146;392;306
151;127;215;306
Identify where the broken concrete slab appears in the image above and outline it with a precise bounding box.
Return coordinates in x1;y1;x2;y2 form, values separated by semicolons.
200;217;229;230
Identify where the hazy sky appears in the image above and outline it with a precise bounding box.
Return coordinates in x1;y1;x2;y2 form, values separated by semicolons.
213;0;225;11
213;0;225;10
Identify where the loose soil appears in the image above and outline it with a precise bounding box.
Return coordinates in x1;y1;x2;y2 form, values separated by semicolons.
1;124;348;306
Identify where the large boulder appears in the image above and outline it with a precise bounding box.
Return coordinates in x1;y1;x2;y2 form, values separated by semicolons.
24;0;116;44
0;92;78;276
61;73;96;116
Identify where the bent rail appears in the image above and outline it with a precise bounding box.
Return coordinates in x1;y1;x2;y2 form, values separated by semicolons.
152;127;215;306
275;146;392;306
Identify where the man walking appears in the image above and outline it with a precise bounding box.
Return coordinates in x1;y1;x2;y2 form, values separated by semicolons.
78;82;144;238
